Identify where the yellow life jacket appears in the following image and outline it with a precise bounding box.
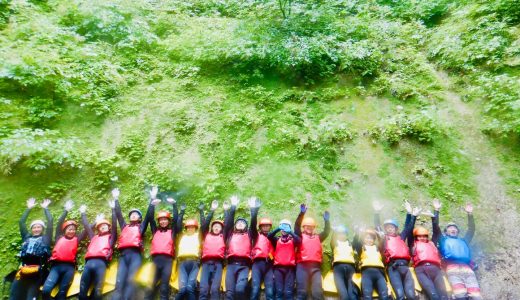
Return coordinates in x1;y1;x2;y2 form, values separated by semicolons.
360;245;384;268
177;233;200;258
333;240;356;264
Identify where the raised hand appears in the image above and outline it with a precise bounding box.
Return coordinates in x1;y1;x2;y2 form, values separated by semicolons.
464;203;473;214
248;197;256;208
166;197;176;204
41;199;51;209
111;188;120;200
108;200;116;209
223;201;230;211
79;205;87;214
421;210;435;217
180;203;186;211
372;200;384;212
412;207;422;216
211;200;218;211
198;203;205;211
403;201;412;214
64;200;74;212
150;186;159;199
323;211;330;221
27;198;37;209
300;203;307;213
230;196;239;206
151;198;162;206
432;198;442;210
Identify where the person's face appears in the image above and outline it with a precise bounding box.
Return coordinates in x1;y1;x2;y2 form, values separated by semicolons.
98;224;109;233
446;225;459;237
31;224;43;236
417;235;429;242
65;226;77;238
129;212;141;222
186;226;196;234
364;235;375;246
384;224;397;235
303;225;315;235
260;224;271;233
212;223;223;234
158;218;169;228
336;232;347;241
235;220;246;231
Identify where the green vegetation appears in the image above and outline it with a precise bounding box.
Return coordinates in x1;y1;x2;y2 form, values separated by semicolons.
0;0;519;295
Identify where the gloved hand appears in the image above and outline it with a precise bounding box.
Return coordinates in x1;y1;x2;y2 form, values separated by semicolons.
111;188;120;200
230;196;239;206
198;203;205;211
150;186;159;199
27;198;37;209
79;205;87;214
300;204;307;213
180;203;186;211
41;199;51;209
323;211;330;221
151;198;162;206
211;200;218;211
64;200;74;212
166;197;176;204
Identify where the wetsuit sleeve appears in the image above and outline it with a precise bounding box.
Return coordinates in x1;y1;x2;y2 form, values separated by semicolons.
110;208;118;247
149;205;157;234
268;228;280;245
432;210;441;245
44;208;53;245
224;205;236;241
81;213;95;239
291;232;302;247
463;213;475;244
352;233;362;254
319;217;330;242
294;212;304;237
249;207;259;242
114;199;126;229
406;215;417;248
176;208;185;236
55;210;68;241
201;209;214;237
140;204;153;236
19;208;31;239
400;213;412;241
172;202;178;239
374;212;381;231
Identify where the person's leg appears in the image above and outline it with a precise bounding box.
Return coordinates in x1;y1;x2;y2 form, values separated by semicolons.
56;264;75;300
42;265;60;300
235;264;250;299
177;260;190;300
186;260;200;300
264;263;275;300
26;278;42;300
361;269;375;300
9;277;26;300
199;262;211;300
295;263;309;300
310;264;324;300
123;250;143;300
375;269;389;300
209;262;223;300
112;253;130;300
415;265;439;300
461;266;482;300
284;267;295;300
225;263;237;300
387;266;405;300
344;264;357;300
334;264;349;300
400;265;416;300
446;265;468;299
250;260;265;300
430;265;449;300
157;256;173;300
145;257;162;300
79;261;94;300
273;267;284;300
91;259;107;300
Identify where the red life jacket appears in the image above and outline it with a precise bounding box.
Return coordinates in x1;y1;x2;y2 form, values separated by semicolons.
202;233;226;260
251;233;274;260
297;233;322;263
150;229;174;256
413;241;441;267
384;235;411;263
50;236;78;263
118;224;142;250
227;232;251;259
86;234;112;260
274;237;296;266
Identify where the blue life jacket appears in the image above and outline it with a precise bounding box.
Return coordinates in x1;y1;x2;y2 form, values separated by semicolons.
20;236;50;259
440;236;471;264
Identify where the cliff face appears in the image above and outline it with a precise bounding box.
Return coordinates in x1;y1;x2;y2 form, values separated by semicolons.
0;0;519;297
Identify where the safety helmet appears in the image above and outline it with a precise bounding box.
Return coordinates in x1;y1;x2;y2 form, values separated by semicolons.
259;217;272;226
96;219;111;230
156;211;171;220
235;217;248;226
211;220;225;227
413;227;430;237
30;220;46;229
444;222;459;232
128;209;142;220
383;219;399;228
184;219;199;228
302;217;316;227
279;219;291;226
334;225;348;234
61;220;78;231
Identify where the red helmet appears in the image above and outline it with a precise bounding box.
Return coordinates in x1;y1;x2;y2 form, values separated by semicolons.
184;219;199;228
259;217;272;226
96;219;111;230
157;211;171;220
61;220;78;231
413;227;430;237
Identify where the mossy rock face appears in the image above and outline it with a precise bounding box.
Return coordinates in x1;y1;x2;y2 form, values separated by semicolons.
0;0;519;298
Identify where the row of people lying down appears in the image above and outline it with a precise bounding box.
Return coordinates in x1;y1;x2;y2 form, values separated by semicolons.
9;187;480;300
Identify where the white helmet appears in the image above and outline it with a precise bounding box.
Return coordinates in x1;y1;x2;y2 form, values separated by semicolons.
30;220;46;229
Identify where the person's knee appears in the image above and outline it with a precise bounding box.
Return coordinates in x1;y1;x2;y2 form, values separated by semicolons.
186;283;196;293
41;282;55;296
393;287;405;300
296;288;307;298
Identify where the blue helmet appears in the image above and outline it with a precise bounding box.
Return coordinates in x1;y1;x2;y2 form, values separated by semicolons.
128;209;142;220
334;225;348;234
383;219;399;228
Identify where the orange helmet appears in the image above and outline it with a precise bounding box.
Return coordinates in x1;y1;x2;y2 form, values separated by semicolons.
157;211;171;220
413;227;429;237
184;219;199;228
62;220;78;231
96;219;111;230
302;217;316;227
211;220;224;227
364;229;378;239
259;217;272;226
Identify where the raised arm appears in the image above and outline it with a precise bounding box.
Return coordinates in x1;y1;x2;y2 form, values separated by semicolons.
406;214;417;248
112;188;126;228
176;203;186;235
201;200;217;237
19;198;35;239
319;211;330;241
42;200;53;244
55;210;68;241
372;201;384;230
110;207;118;247
290;231;302;246
224;197;238;239
140;202;154;236
352;231;362;255
267;228;281;245
431;199;442;245
145;186;160;235
249;198;260;241
80;210;95;239
294;204;306;237
463;203;475;244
